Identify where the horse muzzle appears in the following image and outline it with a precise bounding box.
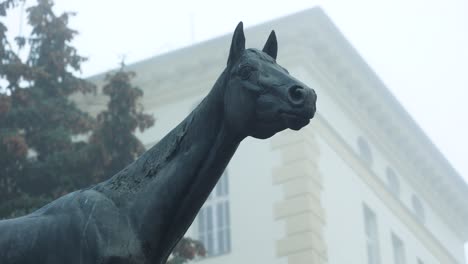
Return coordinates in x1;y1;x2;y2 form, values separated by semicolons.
286;85;317;119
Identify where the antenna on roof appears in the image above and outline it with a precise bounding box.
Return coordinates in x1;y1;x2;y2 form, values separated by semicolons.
118;54;127;70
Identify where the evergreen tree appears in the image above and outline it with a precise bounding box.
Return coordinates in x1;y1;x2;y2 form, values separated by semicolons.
88;65;154;182
1;0;37;216
0;0;95;217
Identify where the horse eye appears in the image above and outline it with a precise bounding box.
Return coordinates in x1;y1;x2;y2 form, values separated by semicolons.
238;65;255;80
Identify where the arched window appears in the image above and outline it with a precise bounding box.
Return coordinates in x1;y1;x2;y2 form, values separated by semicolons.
357;136;373;165
386;167;400;198
411;195;425;224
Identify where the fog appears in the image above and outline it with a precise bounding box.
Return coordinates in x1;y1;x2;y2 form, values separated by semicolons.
1;0;467;262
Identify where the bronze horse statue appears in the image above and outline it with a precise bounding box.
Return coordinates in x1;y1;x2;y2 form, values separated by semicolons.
0;22;316;264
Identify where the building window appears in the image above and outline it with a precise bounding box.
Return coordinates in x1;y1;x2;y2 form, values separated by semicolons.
392;233;406;264
196;171;231;256
363;204;381;264
411;195;426;224
357;136;373;165
386;167;400;198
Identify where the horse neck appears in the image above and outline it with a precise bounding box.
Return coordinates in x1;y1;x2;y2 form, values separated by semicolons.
96;70;236;193
98;70;242;261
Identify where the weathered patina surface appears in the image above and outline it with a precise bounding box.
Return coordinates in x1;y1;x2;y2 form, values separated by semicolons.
0;22;317;264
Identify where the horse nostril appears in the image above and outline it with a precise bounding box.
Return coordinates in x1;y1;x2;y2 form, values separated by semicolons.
288;85;306;105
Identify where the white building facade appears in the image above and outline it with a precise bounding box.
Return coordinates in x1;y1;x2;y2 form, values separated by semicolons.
77;8;468;264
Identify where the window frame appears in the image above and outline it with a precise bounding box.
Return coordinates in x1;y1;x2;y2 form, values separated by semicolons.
357;136;373;165
411;195;426;224
196;171;231;257
363;204;381;264
386;167;401;198
391;232;407;264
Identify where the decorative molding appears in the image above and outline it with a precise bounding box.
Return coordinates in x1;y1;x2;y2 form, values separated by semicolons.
271;127;328;264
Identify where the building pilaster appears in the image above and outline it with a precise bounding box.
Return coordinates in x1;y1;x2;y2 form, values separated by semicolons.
271;127;327;264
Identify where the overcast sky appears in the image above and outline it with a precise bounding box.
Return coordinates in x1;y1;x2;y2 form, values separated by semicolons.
3;0;468;253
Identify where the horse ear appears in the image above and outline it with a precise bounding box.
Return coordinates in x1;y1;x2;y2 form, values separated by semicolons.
262;30;277;60
227;22;246;66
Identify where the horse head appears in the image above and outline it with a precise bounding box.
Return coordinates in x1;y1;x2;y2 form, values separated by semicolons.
223;22;317;139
